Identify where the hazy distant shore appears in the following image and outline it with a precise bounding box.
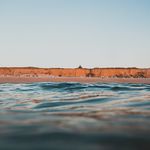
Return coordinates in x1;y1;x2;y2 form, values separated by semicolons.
0;67;150;83
0;76;150;84
0;67;150;78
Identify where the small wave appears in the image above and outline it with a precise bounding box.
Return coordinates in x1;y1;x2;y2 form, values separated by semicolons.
0;82;150;150
35;98;109;109
40;82;82;91
111;86;131;91
111;86;147;91
127;101;150;107
15;88;34;92
40;82;114;92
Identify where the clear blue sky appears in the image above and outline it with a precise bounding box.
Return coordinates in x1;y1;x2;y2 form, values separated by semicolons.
0;0;150;68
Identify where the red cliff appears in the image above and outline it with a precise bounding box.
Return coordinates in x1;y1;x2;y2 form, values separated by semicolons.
0;67;149;78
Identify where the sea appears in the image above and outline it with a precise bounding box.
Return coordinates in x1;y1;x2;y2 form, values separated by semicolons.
0;82;150;150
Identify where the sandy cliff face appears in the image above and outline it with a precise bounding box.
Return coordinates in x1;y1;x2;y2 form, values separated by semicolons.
146;69;150;77
49;69;89;77
91;68;149;78
0;67;149;78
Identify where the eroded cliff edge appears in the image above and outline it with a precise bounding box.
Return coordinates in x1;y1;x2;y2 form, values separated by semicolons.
0;67;149;78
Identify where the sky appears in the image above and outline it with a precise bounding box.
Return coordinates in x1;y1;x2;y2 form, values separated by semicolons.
0;0;150;68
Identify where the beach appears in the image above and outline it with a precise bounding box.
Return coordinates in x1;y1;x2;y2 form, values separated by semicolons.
0;76;150;84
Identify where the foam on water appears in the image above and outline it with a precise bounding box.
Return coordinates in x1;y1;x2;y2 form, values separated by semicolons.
0;82;150;150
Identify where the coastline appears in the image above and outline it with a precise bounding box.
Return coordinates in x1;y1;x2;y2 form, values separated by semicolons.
0;76;150;84
0;67;150;78
0;67;150;84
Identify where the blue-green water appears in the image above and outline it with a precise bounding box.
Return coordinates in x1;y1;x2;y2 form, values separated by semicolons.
0;82;150;150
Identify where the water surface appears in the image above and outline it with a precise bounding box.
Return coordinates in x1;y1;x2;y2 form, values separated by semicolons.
0;82;150;150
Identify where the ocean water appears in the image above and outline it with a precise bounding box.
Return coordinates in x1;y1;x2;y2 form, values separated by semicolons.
0;82;150;150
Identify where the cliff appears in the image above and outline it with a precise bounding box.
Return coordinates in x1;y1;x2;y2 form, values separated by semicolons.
0;67;149;78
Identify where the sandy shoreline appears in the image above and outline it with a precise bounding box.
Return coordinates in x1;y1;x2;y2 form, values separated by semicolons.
0;76;150;84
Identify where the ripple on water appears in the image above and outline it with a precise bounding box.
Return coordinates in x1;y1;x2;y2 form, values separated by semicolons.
0;82;150;150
